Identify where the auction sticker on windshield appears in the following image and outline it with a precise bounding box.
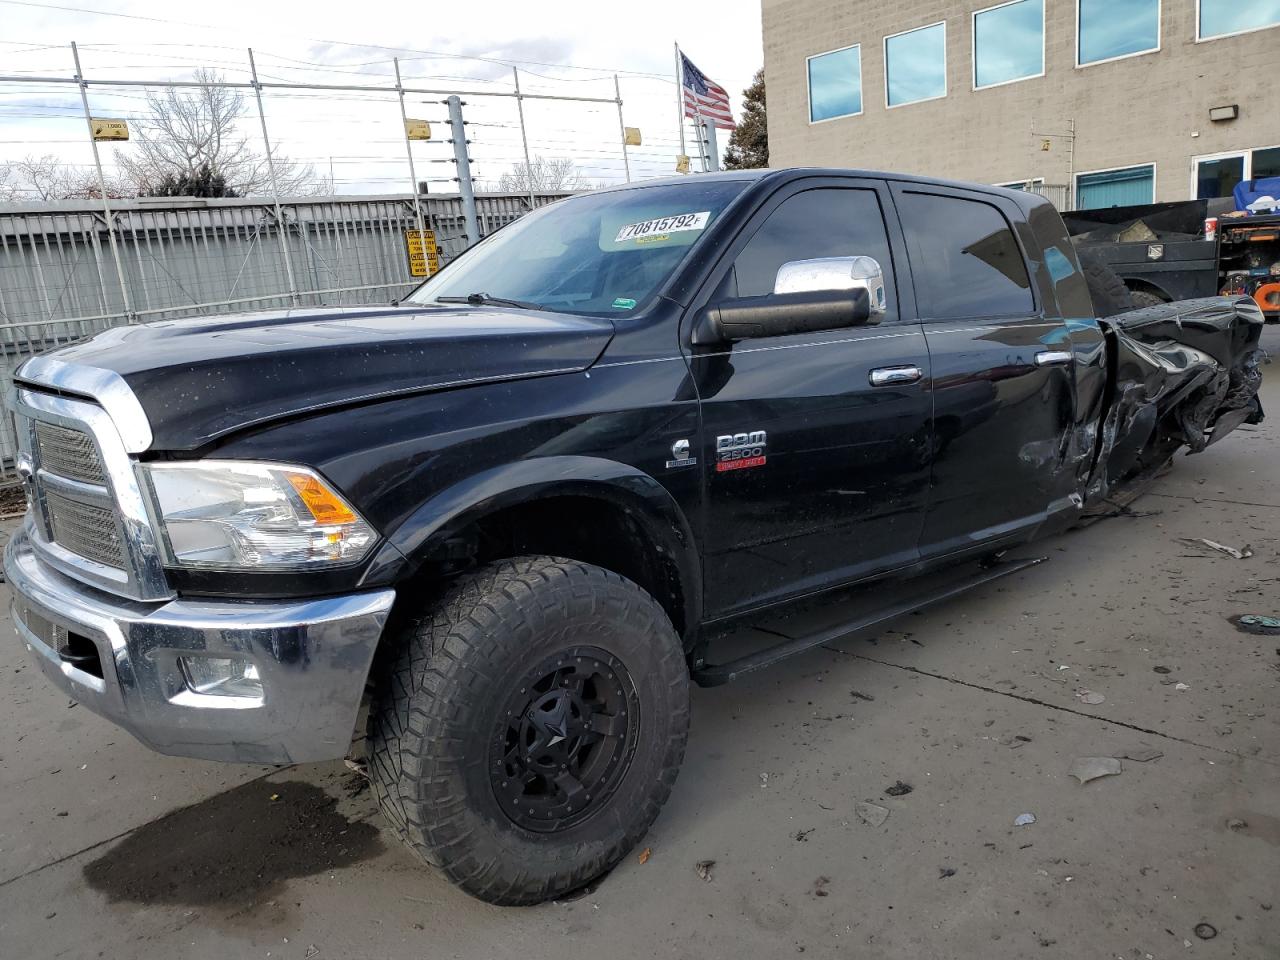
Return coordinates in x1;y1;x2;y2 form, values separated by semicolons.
615;211;710;243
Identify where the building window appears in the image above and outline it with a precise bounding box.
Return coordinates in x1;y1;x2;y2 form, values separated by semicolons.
973;0;1044;89
884;22;947;107
1078;0;1160;65
1193;146;1280;199
896;192;1034;319
807;45;863;123
1076;165;1156;209
1197;0;1280;40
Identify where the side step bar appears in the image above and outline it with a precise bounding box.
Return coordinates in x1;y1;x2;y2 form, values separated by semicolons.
691;557;1046;687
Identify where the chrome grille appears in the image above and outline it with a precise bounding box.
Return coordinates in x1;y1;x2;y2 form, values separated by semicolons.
43;490;125;569
35;421;106;485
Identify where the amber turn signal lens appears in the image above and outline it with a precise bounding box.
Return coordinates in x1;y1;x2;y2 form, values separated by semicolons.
286;472;358;525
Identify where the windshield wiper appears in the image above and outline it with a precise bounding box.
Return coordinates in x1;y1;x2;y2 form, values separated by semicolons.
435;292;543;311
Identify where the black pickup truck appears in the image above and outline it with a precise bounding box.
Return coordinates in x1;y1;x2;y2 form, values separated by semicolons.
5;169;1265;905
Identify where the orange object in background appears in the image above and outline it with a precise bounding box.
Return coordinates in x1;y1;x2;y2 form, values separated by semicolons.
1253;282;1280;315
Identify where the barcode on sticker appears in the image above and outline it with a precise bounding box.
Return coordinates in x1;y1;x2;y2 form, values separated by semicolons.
615;211;710;243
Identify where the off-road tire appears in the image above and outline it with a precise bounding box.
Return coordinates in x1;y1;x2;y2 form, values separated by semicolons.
1075;247;1135;317
367;556;690;905
1127;288;1167;309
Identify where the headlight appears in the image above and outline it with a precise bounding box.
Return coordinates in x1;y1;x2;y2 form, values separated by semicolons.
142;461;377;570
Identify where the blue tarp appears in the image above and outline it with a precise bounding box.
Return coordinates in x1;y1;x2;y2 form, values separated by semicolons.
1232;177;1280;213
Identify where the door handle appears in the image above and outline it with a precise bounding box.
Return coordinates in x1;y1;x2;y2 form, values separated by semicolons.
1034;350;1073;367
869;365;923;387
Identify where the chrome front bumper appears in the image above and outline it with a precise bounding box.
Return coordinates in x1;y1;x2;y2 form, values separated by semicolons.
4;523;395;764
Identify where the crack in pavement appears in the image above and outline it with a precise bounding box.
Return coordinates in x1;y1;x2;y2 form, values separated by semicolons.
820;644;1279;768
1147;492;1280;510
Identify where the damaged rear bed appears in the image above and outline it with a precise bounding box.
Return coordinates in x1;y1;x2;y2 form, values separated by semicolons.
1085;295;1266;509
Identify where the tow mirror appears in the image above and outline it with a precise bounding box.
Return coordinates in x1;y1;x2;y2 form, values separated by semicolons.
692;256;886;345
774;256;887;321
693;288;871;344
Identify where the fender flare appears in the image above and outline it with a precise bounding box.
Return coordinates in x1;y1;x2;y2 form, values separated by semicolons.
360;455;702;637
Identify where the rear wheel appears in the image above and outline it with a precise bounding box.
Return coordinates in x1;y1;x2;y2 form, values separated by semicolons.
367;556;690;905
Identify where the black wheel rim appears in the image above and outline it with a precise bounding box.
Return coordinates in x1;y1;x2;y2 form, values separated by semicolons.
489;646;640;833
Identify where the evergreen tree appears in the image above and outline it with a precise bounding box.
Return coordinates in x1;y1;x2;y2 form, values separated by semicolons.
723;69;768;170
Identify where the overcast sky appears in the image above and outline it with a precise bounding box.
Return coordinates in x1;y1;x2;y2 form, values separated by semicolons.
0;0;764;194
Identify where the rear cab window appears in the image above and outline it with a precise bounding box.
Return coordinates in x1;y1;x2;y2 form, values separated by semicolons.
895;191;1036;320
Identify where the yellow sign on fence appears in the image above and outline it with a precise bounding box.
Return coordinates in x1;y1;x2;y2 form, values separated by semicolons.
405;228;440;278
90;118;129;141
404;119;432;141
624;126;642;147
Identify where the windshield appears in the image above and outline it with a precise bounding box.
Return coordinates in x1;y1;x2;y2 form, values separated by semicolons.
406;180;748;316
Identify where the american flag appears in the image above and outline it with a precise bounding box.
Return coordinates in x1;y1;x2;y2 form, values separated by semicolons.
680;52;735;129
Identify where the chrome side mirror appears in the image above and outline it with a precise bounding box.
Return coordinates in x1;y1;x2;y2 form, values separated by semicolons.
773;256;887;321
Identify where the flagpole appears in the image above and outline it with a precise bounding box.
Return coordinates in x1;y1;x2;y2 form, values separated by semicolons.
674;42;687;167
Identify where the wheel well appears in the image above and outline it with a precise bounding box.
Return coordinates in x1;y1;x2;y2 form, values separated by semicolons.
417;494;692;640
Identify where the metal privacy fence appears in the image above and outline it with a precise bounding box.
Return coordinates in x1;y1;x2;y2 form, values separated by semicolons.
0;190;568;480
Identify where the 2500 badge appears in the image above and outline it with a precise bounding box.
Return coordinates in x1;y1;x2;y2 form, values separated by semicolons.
716;431;767;472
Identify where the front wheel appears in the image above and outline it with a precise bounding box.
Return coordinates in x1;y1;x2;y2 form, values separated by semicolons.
367;556;690;905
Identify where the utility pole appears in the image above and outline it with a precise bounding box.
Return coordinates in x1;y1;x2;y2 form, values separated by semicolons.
512;68;536;210
614;75;631;183
70;41;132;320
394;57;428;242
248;47;300;306
704;119;720;172
446;95;480;246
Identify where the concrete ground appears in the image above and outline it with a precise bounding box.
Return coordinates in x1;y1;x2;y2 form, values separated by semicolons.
2;328;1277;960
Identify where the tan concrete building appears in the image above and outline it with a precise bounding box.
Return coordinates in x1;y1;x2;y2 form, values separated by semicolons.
762;0;1280;208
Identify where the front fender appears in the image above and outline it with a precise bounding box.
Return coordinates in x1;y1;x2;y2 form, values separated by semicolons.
358;455;702;634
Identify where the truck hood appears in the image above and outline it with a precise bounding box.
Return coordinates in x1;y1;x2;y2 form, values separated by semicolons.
25;305;615;451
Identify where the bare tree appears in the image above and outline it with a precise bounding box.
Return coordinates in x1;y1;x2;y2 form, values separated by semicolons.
0;162;23;202
0;154;132;201
496;156;591;194
120;68;323;197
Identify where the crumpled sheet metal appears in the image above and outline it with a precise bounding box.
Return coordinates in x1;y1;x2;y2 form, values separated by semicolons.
1085;296;1264;505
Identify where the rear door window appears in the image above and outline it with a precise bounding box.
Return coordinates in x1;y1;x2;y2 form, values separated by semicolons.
896;192;1035;319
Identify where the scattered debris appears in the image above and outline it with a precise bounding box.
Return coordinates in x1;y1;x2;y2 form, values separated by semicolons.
1119;747;1163;763
850;690;875;702
1179;537;1253;560
854;801;889;827
1226;818;1247;832
1175;683;1190;691
269;793;279;802
1078;690;1106;705
342;757;368;778
1194;923;1218;940
637;847;651;865
998;734;1033;748
1230;614;1280;636
1014;813;1036;827
759;773;769;789
938;867;956;879
812;876;830;897
1153;665;1172;674
695;860;715;882
1068;757;1123;784
793;828;814;842
304;947;320;959
884;780;913;797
